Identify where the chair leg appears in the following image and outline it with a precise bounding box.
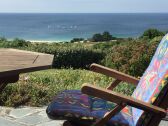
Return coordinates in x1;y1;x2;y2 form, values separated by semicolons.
93;104;126;126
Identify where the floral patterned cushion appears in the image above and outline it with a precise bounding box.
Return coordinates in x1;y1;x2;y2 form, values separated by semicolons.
132;34;168;126
47;90;92;120
47;90;134;126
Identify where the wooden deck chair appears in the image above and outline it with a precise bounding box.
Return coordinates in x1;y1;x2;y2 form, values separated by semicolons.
46;34;168;126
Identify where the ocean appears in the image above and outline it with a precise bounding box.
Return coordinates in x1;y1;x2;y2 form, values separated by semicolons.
0;13;168;42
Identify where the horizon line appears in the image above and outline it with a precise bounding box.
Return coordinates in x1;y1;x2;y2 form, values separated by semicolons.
0;12;168;14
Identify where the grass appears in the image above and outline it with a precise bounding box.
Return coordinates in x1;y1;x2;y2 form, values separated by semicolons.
0;69;135;107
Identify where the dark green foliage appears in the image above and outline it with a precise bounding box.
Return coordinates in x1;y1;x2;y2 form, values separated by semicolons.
70;38;84;43
141;29;165;39
92;33;104;42
53;48;104;69
91;31;113;42
92;41;120;50
0;37;7;42
26;43;105;69
0;38;30;48
12;38;30;47
102;31;113;41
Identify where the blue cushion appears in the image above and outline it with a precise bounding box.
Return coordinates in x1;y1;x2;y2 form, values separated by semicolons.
47;90;92;119
47;90;134;126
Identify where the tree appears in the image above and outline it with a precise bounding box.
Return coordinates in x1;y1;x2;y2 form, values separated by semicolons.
141;29;165;39
12;38;30;47
0;37;7;42
102;31;112;41
92;33;103;42
91;31;114;42
70;38;84;43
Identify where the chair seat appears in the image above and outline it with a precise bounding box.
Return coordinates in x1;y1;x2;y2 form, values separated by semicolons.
46;90;134;126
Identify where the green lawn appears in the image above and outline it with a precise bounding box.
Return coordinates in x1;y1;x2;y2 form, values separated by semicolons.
0;69;135;107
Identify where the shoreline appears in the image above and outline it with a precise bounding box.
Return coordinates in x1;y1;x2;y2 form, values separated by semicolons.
7;34;139;43
28;40;66;43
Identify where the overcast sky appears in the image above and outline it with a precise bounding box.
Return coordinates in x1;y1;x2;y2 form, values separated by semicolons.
0;0;168;13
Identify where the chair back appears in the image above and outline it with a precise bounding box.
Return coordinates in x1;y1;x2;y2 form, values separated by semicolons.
131;34;168;126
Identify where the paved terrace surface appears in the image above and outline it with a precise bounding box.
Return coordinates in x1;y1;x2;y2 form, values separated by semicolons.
0;106;167;126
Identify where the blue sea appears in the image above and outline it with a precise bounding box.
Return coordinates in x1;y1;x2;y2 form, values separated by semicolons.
0;13;168;41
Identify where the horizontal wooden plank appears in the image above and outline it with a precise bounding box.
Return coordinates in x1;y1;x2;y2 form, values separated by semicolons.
90;63;139;85
82;84;167;117
0;48;54;77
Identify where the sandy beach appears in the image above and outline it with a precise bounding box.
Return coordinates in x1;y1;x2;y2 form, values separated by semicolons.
28;40;68;43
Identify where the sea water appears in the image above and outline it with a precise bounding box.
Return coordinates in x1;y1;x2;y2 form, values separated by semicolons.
0;13;168;42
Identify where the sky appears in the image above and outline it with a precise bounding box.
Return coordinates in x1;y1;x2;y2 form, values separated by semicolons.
0;0;168;13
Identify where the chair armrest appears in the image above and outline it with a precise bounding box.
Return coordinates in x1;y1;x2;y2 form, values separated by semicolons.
82;84;166;117
90;63;139;85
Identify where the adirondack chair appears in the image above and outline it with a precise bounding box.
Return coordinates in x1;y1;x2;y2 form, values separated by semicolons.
46;34;168;126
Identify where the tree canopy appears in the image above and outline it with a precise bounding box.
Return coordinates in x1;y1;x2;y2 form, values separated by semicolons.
91;31;113;42
141;29;165;39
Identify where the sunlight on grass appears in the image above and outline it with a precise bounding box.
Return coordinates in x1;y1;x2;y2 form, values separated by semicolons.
0;69;135;107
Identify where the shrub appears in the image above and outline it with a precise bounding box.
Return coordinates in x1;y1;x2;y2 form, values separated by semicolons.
70;38;84;43
0;37;7;42
24;43;104;69
141;29;165;39
92;33;104;42
102;31;113;41
0;38;30;48
53;48;104;69
101;39;160;77
92;41;120;50
0;39;104;69
12;38;30;47
91;31;114;42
